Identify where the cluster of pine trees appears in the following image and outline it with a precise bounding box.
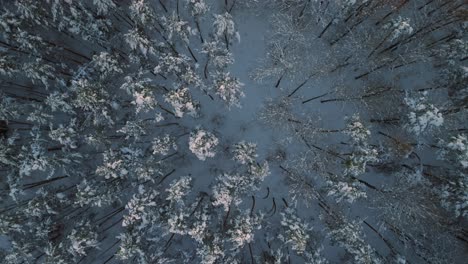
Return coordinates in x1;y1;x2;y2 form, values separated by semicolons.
0;0;466;263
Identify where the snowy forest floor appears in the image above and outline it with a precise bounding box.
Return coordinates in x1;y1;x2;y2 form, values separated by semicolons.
0;0;467;263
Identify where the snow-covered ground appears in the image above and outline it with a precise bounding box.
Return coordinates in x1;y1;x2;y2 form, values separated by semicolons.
0;0;467;263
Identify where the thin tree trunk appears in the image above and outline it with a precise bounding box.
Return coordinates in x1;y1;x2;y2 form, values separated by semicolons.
370;117;400;124
288;72;316;97
187;45;198;62
204;57;209;79
318;18;334;38
229;0;237;13
164;233;175;252
159;0;168;13
224;32;229;50
195;19;204;43
275;72;285;88
363;220;398;256
250;195;255;216
368;30;393;58
267;198;276;216
158;169;176;184
22;176;69;190
249;243;255;264
223;205;231;229
302;92;330;104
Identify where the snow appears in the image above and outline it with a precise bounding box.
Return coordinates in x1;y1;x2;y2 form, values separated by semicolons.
1;0;467;263
405;94;444;136
387;17;414;41
188;128;219;160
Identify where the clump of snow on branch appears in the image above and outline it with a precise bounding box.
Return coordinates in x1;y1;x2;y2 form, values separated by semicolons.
165;87;199;118
152;135;177;156
186;0;208;16
189;128;219;160
328;219;382;264
202;41;234;69
162;12;196;44
18;127;49;177
129;0;155;25
227;211;262;250
75;179;114;207
326;181;367;203
212;173;238;211
212;140;269;211
386;16;414;41
437;135;468;219
48;118;79;149
122;186;158;228
438;134;468;169
440;176;468;219
124;28;154;56
343;115;378;177
91;51;123;78
93;0;116;15
154;53;201;87
213;72;245;108
67;221;99;258
117;120;146;141
345;114;371;143
132;89;157;113
279;208;311;254
166;176;192;202
212;163;269;212
196;236;224;264
45;91;74;114
96;148;143;179
213;12;239;42
344;146;379;177
304;247;329;264
0;94;19;120
404;93;443;136
232;141;258;165
248;161;270;179
116;231;146;261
